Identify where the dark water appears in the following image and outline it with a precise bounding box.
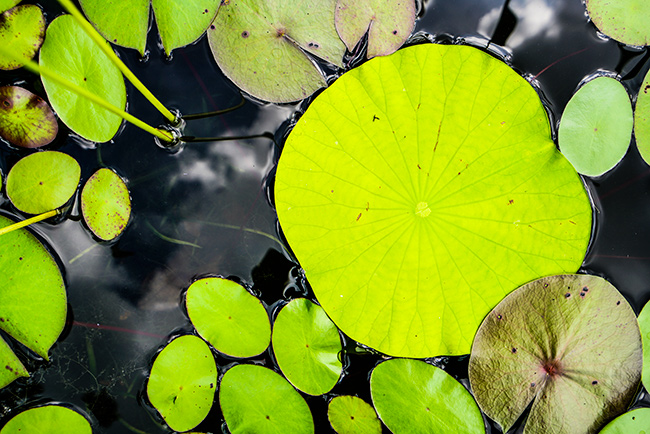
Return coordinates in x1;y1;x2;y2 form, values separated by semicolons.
1;0;649;432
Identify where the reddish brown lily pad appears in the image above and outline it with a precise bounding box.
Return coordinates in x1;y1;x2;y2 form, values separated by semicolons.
0;86;58;148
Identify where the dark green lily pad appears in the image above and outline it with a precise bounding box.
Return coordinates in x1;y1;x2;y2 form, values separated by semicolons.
585;0;650;46
6;151;80;215
147;335;217;432
0;86;58;148
598;408;650;434
635;68;650;165
638;299;650;391
207;0;346;103
0;405;92;434
0;5;45;70
468;274;642;434
220;364;314;434
328;395;381;434
81;168;131;241
370;358;485;433
0;335;28;389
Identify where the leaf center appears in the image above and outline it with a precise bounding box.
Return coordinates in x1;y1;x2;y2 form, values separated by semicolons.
415;202;431;218
541;358;563;378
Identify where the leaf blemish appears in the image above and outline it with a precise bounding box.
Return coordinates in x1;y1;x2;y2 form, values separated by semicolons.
565;292;571;298
242;31;249;38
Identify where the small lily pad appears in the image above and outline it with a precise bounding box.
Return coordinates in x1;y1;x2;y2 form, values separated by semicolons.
598;408;650;434
558;76;632;176
328;395;381;434
147;335;217;432
6;151;80;215
272;298;342;395
220;364;314;434
370;358;485;433
635;68;650;165
0;86;58;148
638;299;650;391
81;168;131;241
0;5;45;70
335;0;415;58
0;0;20;13
0;336;28;389
0;405;92;434
186;277;270;358
468;274;642;434
585;0;650;46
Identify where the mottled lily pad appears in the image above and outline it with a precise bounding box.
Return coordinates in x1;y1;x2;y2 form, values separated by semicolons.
585;0;650;46
0;86;58;148
598;408;650;434
0;5;45;70
81;168;131;241
468;274;642;434
635;68;650;165
0;405;92;434
328;395;381;434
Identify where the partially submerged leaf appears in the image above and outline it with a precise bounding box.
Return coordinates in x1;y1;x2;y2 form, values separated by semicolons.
598;408;650;434
585;0;650;46
0;335;28;389
468;274;642;434
0;5;45;70
0;86;58;148
635;68;650;165
81;168;131;241
0;405;92;434
328;395;381;434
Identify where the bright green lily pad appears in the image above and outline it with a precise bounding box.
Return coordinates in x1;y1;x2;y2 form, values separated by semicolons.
0;5;45;70
468;274;642;434
81;168;131;241
6;151;80;215
0;86;58;148
274;43;592;357
186;277;270;358
0;335;28;389
271;298;342;395
0;0;20;14
335;0;415;58
220;364;314;434
638;299;650;391
0;215;67;360
599;408;650;434
39;14;126;143
328;395;381;434
558;76;632;176
370;358;484;433
635;68;650;165
585;0;650;46
147;335;217;432
0;405;92;434
207;0;346;103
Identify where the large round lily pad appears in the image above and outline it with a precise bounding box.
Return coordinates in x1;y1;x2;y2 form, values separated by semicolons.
327;395;382;434
0;86;58;148
0;5;45;70
81;168;131;241
274;43;592;357
0;405;92;434
468;274;642;434
635;68;650;165
585;0;650;46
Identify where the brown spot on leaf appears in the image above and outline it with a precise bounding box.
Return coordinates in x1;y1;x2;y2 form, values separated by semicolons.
565;292;571;298
242;30;249;38
356;213;362;221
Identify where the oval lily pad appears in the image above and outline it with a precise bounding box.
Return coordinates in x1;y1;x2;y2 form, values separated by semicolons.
0;86;58;148
147;335;217;432
335;0;416;58
220;364;314;434
0;5;45;70
271;298;342;395
585;0;650;46
186;277;270;358
638;299;650;391
468;274;642;434
0;405;92;434
207;0;346;103
0;335;28;389
274;43;592;357
328;395;381;434
39;14;126;143
558;76;632;176
635;68;650;165
370;358;485;433
599;408;650;434
81;168;131;241
6;151;81;215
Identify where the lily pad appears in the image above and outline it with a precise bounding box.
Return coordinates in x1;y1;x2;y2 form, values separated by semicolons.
6;151;80;215
370;358;485;433
335;0;416;58
635;68;650;165
81;168;131;241
328;395;381;434
271;298;342;395
0;86;58;148
0;405;92;434
0;0;20;14
147;335;217;432
39;14;126;143
468;274;642;434
585;0;650;46
274;43;592;357
0;335;28;389
207;0;346;103
598;408;650;434
638;299;650;391
220;364;314;434
186;277;270;358
0;5;45;70
79;0;219;56
558;76;632;177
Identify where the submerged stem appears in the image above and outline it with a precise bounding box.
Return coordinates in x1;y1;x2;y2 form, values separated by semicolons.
0;209;59;236
182;94;246;120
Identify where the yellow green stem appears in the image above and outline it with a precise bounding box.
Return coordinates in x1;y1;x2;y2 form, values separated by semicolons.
0;209;59;236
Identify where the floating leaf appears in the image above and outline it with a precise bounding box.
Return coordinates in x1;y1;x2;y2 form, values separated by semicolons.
0;0;20;14
468;274;641;434
328;395;381;434
638;299;650;391
335;0;415;58
6;151;80;214
81;168;131;241
147;335;217;432
370;358;485;433
635;68;650;165
39;14;126;143
272;298;342;395
0;86;58;148
0;5;45;70
598;408;650;434
0;336;28;389
220;364;314;434
585;0;650;46
274;43;592;357
207;0;346;103
558;76;632;176
0;405;92;434
186;277;270;358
